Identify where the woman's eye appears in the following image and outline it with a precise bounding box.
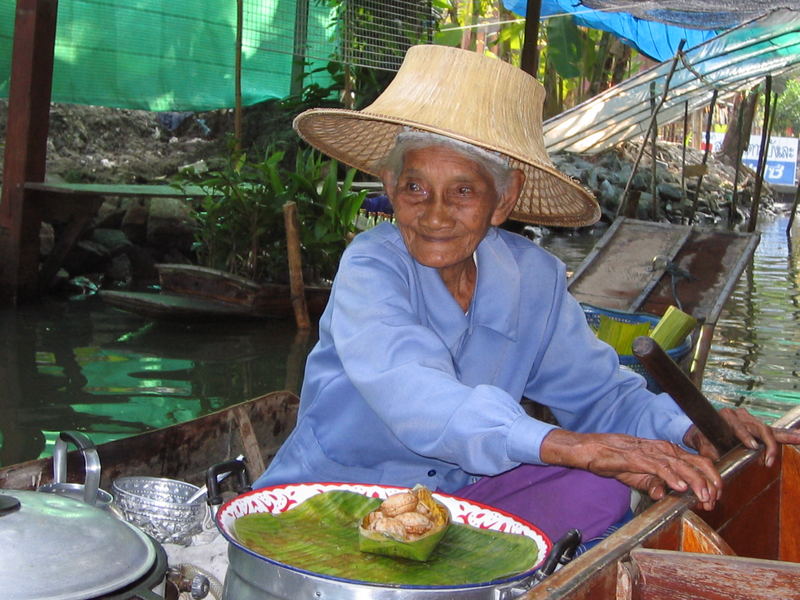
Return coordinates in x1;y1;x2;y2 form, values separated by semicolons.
456;186;472;195
405;182;423;193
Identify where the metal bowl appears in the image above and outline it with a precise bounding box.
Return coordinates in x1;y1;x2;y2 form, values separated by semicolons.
112;476;205;545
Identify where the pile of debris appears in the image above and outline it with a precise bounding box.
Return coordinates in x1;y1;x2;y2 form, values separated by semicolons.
552;140;776;226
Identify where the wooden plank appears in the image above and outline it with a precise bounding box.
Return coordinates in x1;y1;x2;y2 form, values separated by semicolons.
641;230;760;324
629;548;800;600
0;0;58;304
680;510;735;556
628;228;692;311
568;219;691;312
780;444;800;561
24;182;213;198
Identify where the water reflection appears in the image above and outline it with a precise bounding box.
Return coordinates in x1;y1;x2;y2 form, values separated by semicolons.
0;298;316;466
702;214;800;421
1;214;799;465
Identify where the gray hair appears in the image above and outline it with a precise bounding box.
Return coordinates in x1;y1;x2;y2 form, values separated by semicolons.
380;131;515;196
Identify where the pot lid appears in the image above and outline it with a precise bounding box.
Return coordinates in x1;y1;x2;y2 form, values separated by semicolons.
0;490;157;600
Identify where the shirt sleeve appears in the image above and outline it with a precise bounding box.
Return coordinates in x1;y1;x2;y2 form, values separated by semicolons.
517;271;694;462
327;243;553;477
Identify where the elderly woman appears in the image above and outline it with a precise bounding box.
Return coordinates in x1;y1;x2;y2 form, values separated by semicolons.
254;45;798;543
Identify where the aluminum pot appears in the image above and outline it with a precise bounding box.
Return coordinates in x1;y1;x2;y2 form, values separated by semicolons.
0;487;164;599
37;431;114;508
205;461;554;600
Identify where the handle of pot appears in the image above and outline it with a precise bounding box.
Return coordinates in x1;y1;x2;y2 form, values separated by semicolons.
206;458;251;507
52;431;101;507
534;529;582;582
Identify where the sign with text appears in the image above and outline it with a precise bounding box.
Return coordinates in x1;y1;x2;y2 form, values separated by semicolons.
704;133;798;186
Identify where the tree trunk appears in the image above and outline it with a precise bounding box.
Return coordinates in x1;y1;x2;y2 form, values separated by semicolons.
718;89;759;167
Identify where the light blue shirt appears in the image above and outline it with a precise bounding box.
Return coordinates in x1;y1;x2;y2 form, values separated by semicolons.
254;223;692;492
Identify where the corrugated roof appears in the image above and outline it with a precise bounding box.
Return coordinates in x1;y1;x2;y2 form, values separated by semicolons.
543;10;800;155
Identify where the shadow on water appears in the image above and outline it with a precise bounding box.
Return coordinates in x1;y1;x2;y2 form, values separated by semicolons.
1;213;799;465
0;297;316;466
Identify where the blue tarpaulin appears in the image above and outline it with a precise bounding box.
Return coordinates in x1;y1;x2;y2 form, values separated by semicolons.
502;0;718;62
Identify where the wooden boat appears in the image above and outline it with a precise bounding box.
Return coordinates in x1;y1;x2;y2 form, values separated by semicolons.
100;263;331;321
568;217;760;386
2;390;799;599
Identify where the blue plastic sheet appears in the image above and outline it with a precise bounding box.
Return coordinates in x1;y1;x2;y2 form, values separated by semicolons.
503;0;717;62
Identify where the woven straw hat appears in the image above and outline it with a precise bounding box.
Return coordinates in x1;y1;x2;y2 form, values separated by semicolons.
294;44;599;227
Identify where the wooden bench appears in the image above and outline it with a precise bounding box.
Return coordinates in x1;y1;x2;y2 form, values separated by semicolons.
24;182;213;290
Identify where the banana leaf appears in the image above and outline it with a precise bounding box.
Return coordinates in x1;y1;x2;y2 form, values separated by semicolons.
233;490;540;586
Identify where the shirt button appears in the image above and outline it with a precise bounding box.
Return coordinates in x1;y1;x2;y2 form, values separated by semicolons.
427;470;436;477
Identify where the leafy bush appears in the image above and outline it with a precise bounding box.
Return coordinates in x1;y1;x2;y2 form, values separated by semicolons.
174;144;367;284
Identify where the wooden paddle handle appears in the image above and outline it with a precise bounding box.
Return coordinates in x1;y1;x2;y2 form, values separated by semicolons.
632;336;739;456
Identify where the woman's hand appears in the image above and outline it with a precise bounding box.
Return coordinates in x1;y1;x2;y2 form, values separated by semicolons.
540;429;723;511
683;407;800;467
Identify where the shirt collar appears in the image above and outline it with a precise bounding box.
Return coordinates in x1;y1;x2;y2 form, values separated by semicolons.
473;228;520;341
414;228;521;349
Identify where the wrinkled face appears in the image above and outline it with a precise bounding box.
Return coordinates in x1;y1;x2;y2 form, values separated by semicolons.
381;145;520;271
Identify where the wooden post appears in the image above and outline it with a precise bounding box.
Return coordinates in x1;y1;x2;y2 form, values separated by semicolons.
520;0;542;78
786;183;800;237
0;0;59;305
282;201;311;330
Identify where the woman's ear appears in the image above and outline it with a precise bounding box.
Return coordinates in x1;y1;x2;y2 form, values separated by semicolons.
379;169;396;196
491;169;525;226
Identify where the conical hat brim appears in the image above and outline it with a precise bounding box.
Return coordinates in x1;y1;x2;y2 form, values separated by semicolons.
293;46;600;227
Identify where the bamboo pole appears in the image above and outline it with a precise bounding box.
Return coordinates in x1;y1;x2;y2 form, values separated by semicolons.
283;201;310;330
680;101;688;223
748;76;774;233
649;82;658;220
234;0;243;151
617;40;686;218
688;89;718;225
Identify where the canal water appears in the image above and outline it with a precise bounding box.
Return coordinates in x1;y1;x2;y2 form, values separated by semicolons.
1;213;798;466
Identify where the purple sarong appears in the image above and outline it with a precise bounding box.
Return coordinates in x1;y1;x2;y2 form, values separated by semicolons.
453;465;631;543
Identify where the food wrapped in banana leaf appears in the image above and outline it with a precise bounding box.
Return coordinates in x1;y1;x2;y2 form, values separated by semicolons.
358;484;450;561
231;485;543;585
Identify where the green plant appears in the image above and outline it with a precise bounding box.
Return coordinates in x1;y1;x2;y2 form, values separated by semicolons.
288;150;368;280
174;144;367;284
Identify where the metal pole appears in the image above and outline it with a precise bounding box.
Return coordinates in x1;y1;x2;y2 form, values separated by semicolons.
234;0;243;151
290;0;309;97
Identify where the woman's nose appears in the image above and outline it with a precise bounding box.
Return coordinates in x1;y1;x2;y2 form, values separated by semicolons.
420;194;451;227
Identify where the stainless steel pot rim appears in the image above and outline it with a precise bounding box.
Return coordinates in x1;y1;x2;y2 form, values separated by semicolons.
215;483;549;591
221;528;538;591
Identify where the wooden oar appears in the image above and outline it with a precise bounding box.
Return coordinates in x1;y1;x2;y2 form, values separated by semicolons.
632;336;739;456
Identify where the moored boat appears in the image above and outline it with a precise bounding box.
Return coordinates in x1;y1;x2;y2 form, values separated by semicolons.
100;263;331;321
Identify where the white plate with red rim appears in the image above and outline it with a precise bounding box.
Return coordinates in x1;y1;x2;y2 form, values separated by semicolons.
216;482;553;587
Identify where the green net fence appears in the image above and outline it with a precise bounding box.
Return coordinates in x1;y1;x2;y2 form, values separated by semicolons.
0;0;339;111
